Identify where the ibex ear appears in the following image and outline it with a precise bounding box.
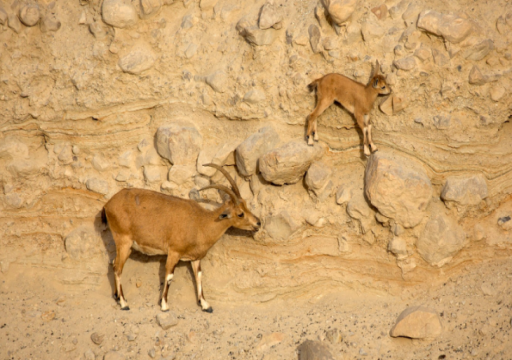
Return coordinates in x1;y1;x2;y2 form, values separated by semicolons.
219;210;232;220
373;79;379;88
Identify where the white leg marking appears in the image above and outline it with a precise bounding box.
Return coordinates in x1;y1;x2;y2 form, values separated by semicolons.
197;271;211;310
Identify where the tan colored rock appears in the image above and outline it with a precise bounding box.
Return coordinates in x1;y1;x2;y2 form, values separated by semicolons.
168;164;195;185
365;151;432;228
102;0;138;28
243;88;266;104
200;0;218;11
19;4;40;27
390;306;442;339
441;174;488;207
143;165;162;183
392;95;407;113
490;85;505;102
118;43;157;75
40;13;61;32
259;3;282;30
388;237;407;259
298;340;334;360
417;10;472;44
259;141;324;185
140;0;162;17
264;211;301;241
322;0;358;25
335;186;352;205
464;39;494;61
468;66;488;85
237;20;277;46
309;24;322;54
361;21;385;41
379;95;393;115
235;126;280;177
156;123;202;165
205;71;228;93
394;56;416;71
414;46;431;62
371;4;387;20
92;155;110;171
86;178;109;195
8;14;22;33
0;7;7;25
416;212;466;266
432;49;449;66
156;312;178;330
305;162;331;195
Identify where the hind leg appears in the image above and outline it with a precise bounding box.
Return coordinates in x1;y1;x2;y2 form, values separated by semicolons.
306;98;333;146
113;235;132;310
191;260;212;313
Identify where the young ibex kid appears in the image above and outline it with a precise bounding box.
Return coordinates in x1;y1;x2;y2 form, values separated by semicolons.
306;61;391;156
102;164;261;313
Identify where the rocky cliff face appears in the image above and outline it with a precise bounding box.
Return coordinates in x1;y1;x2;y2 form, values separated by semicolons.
1;0;512;302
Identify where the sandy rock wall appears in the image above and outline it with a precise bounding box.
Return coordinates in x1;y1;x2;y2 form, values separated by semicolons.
1;0;512;301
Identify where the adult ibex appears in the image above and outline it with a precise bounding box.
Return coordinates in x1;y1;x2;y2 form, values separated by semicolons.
306;60;391;156
102;164;261;312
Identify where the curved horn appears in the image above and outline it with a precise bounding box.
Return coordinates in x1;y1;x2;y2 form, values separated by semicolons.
203;163;241;197
199;184;239;205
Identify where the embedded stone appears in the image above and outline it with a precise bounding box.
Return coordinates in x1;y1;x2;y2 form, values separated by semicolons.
118;43;157;75
365;151;432;228
441;174;488;207
102;0;138;28
361;21;385;41
205;71;228;93
156;312;178;330
86;178;109;195
323;0;358;25
259;3;282;30
394;56;416;71
417;10;473;44
140;0;162;17
19;4;40;27
390;306;442;339
243;88;266;104
416;213;466;266
156;123;202;165
259;141;325;185
235;126;280;177
309;24;322;53
305;162;331;194
8;14;23;33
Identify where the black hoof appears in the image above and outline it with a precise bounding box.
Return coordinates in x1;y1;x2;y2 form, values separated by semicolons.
121;306;130;311
202;307;213;313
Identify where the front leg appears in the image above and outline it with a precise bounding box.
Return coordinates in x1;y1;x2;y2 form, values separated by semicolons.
356;112;371;156
191;260;212;313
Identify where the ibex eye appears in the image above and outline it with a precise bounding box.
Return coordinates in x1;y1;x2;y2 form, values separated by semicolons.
238;213;244;218
381;86;386;89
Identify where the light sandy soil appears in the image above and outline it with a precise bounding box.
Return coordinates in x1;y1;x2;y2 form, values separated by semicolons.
2;256;512;360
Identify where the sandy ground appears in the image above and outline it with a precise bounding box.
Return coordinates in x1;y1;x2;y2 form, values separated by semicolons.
1;257;512;360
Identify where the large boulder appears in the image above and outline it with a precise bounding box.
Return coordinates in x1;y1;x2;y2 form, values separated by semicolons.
390;306;442;339
102;0;138;28
156;123;202;165
441;174;488;207
235;126;280;177
365;152;432;228
259;141;325;185
417;10;473;44
416;212;466;267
